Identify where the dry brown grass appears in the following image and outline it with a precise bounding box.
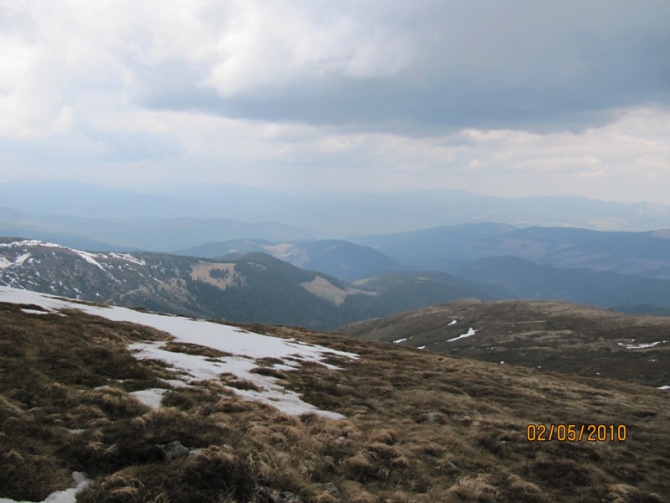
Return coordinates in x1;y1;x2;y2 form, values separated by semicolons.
163;341;232;358
1;305;669;502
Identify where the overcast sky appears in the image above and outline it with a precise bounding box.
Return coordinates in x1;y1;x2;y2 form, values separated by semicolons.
1;0;669;203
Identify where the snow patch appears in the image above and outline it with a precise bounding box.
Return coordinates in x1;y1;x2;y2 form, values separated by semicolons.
658;385;670;390
617;341;666;349
0;257;12;269
108;253;146;265
21;309;49;315
0;286;357;419
0;472;90;503
392;338;408;344
448;319;457;326
447;327;477;342
15;253;31;265
130;388;167;409
73;250;106;271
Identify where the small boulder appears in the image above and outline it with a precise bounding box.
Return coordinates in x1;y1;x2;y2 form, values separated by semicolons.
158;441;190;461
427;411;443;423
258;486;305;503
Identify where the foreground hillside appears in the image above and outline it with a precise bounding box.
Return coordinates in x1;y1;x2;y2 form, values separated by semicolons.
0;238;495;329
0;287;668;502
341;300;670;388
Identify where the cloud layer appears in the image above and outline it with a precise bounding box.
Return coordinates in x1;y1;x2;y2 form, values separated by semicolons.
0;0;669;203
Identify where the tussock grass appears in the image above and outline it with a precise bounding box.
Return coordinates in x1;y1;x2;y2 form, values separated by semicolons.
1;306;669;501
163;341;232;358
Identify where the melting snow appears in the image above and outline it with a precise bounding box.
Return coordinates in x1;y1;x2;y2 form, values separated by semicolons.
392;338;408;344
15;253;31;265
658;385;670;390
0;239;144;272
447;327;477;342
0;286;357;418
0;472;90;503
72;250;106;271
108;252;145;265
21;309;49;315
130;388;168;409
0;240;65;249
448;319;457;326
618;341;666;350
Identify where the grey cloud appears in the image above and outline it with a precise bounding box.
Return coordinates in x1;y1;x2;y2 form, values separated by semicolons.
127;0;670;132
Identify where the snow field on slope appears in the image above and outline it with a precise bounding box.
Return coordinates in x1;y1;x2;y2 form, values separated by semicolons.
0;286;357;419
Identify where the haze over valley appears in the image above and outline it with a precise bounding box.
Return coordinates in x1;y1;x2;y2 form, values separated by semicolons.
1;1;670;501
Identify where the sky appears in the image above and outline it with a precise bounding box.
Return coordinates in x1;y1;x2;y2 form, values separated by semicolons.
1;0;669;203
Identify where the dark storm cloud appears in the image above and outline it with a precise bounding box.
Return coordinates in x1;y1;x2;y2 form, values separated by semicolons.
130;0;670;131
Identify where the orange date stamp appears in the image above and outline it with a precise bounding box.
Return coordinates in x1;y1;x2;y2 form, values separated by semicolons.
526;424;627;442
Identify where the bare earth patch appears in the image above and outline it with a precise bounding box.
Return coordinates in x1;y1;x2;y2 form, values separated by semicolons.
300;276;376;306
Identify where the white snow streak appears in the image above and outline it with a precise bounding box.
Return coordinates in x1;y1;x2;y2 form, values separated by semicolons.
617;341;667;349
108;253;146;265
130;388;168;409
448;319;457;326
21;308;49;315
447;327;477;342
15;253;31;265
72;251;106;271
0;240;144;271
392;338;408;344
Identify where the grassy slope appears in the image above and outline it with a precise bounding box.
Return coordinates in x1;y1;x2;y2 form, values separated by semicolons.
341;299;670;388
0;303;668;502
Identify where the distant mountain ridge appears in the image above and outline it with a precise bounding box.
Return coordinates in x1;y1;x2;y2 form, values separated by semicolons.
442;255;670;309
177;239;410;281
353;222;670;279
0;238;498;330
2;180;670;239
0;207;315;252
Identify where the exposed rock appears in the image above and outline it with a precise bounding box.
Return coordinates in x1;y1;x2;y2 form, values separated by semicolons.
158;440;190;461
318;482;340;495
427;411;443;423
258;485;305;503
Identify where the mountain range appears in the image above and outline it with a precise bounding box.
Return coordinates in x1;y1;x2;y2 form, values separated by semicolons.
0;238;495;330
2;180;670;500
351;222;670;279
2;180;670;244
176;239;409;281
